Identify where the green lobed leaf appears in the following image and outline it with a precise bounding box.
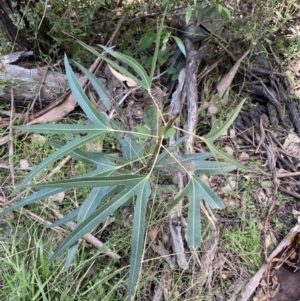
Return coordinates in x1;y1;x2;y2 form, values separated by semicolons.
65;244;78;269
128;178;151;300
99;45;151;90
115;134;145;162
77;187;109;223
204;140;246;170
48;177;149;262
74;61;111;110
155;136;187;166
65;54;111;127
77;41;150;90
133;126;151;140
6;168;115;214
193;161;237;175
31;175;145;189
47;206;81;228
64;186;117;268
48;140;116;170
187;178;201;247
13;124;107;135
220;6;231;21
204;98;246;142
12;132;107;195
143;106;157;133
49;183;121;228
77;185;124;224
167;175;225;246
155;152;213;172
4;188;66;213
162;127;176;139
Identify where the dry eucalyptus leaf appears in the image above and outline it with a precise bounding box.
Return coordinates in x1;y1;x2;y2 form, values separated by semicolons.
19;159;31;170
31;134;46;143
0;59;7;73
216;50;250;98
48;192;65;203
225;145;234;156
283;133;300;156
229;128;236;139
225;198;239;208
199;174;209;185
149;225;160;243
221;178;237;194
207;104;219;116
239;152;249;161
108;64;138;87
256;189;267;204
261;181;273;195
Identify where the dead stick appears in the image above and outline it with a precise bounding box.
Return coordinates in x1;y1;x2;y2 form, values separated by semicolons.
9;87;15;186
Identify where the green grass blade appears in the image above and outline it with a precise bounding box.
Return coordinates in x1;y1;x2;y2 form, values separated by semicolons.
149;7;167;82
48;178;147;261
74;61;111;110
65;54;111;127
128;178;151;300
31;175;145;189
204;98;246;142
12;132;107;194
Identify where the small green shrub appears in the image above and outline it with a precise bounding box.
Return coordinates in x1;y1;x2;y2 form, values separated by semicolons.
6;8;245;300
